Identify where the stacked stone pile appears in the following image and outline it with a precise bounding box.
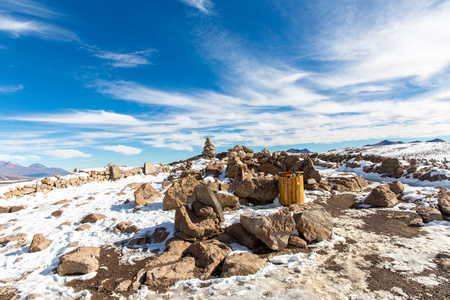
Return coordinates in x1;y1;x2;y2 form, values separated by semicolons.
202;137;216;159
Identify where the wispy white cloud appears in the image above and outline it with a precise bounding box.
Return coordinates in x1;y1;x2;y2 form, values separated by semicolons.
317;0;450;88
99;145;142;155
44;149;91;159
93;49;155;68
0;83;23;93
9;110;146;126
0;0;61;19
179;0;213;13
0;154;40;161
0;14;76;41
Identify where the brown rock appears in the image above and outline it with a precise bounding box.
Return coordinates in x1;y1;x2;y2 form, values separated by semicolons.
437;188;450;216
124;225;140;233
388;180;405;195
215;192;239;208
240;209;295;250
116;279;132;292
225;223;263;249
80;213;106;224
144;256;196;287
0;233;27;246
174;205;218;239
0;206;10;213
186;239;232;279
76;224;91;231
26;293;44;300
29;233;52;253
163;175;200;211
117;221;133;232
234;176;279;204
415;206;443;223
57;246;100;276
363;184;398;207
221;252;265;278
148;227;170;244
144;161;157;175
191;185;225;222
9;205;27;213
192;201;216;219
288;203;323;212
134;183;161;207
67;242;79;248
288;235;307;248
294;209;333;243
329;175;368;192
51;209;63;217
258;162;283;176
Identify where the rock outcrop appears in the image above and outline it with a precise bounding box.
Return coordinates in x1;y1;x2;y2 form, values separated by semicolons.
29;233;52;253
234;176;279;204
294;209;333;243
240;209;295;250
363;184;398;208
221;252;266;278
57;247;100;276
134;183;161;207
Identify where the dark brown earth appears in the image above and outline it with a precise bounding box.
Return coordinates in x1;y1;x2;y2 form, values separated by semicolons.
66;247;153;300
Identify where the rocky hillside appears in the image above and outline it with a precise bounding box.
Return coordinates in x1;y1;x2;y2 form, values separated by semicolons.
0;139;449;299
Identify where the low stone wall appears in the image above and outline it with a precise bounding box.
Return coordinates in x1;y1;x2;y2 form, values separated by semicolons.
2;166;144;200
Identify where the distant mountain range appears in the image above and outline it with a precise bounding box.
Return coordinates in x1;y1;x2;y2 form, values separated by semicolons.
0;161;69;181
286;148;313;154
365;139;446;147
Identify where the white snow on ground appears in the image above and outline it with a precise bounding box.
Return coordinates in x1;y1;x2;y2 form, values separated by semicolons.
1;154;449;299
326;141;450;162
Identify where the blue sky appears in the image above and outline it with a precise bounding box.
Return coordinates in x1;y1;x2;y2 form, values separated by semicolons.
1;0;450;170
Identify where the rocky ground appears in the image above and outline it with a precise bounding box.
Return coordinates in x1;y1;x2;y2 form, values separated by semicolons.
1;140;449;300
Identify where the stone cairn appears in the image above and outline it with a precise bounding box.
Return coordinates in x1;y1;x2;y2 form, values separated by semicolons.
202;137;216;159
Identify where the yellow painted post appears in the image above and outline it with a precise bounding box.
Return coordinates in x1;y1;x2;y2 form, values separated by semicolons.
278;172;304;206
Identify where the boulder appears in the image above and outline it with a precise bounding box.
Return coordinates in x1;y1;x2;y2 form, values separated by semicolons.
329;175;368;192
258;162;283;176
289;157;321;183
186;239;232;279
174;205;218;239
388;180;405;195
221;252;266;278
225;223;263;249
134;183;161;207
240;209;295;250
143;162;157;175
191;185;225;222
215;192;239;208
294;209;333;243
192;201;216;219
80;213;106;224
234;176;279;204
288;235;307;248
29;233;52;253
415;206;443;223
437;188;450;217
57;246;100;276
363;184;398;207
163;175;200;211
144;256;196;288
